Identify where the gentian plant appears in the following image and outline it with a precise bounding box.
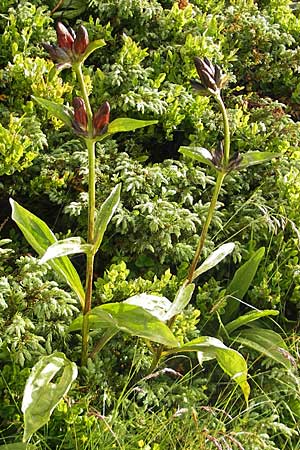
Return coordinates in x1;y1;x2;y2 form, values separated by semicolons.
10;24;282;444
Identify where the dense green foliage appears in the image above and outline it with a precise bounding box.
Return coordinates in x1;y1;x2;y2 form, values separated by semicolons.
1;0;300;448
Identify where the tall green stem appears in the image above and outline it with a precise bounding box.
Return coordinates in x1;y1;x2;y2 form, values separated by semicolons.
86;138;96;242
187;171;225;283
186;91;230;283
81;138;96;366
216;93;230;165
73;63;96;366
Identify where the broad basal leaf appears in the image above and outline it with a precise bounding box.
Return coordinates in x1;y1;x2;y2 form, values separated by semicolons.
164;336;250;403
10;199;85;307
233;328;296;369
93;184;121;254
40;237;92;264
68;313;110;332
22;352;78;442
223;247;265;322
225;309;279;334
69;302;179;348
193;243;235;281
124;293;172;321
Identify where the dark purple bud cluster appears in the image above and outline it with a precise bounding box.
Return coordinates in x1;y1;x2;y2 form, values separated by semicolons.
191;57;226;95
227;152;242;171
71;98;110;138
211;142;224;169
210;142;242;172
43;22;89;70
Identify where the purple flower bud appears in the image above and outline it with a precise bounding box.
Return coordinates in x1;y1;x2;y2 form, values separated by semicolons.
73;97;88;132
227;152;243;171
42;43;70;64
93;101;110;136
200;69;217;91
193;57;224;93
214;65;222;88
56;22;74;50
73;25;89;55
68;27;76;41
211;142;224;168
190;79;207;95
203;57;215;77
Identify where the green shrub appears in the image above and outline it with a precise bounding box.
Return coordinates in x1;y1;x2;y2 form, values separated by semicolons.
0;255;79;366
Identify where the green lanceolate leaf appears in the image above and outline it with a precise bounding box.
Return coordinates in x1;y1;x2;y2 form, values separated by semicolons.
223;247;265;322
69;302;179;347
80;39;106;63
179;146;214;169
22;352;78;442
10;199;85;307
165;283;195;320
107;118;158;134
93;184;121;254
238;151;280;169
95;118;158;143
68;313;110;332
124;293;172;321
163;336;250;403
225;309;279;334
40;237;92;264
32;96;72;127
193;243;235;281
233;327;296;369
91;327;119;356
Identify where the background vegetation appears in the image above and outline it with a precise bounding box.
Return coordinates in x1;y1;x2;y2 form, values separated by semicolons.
0;0;300;448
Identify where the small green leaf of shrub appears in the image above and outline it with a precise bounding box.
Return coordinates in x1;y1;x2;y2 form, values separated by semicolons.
22;352;78;442
0;114;46;175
